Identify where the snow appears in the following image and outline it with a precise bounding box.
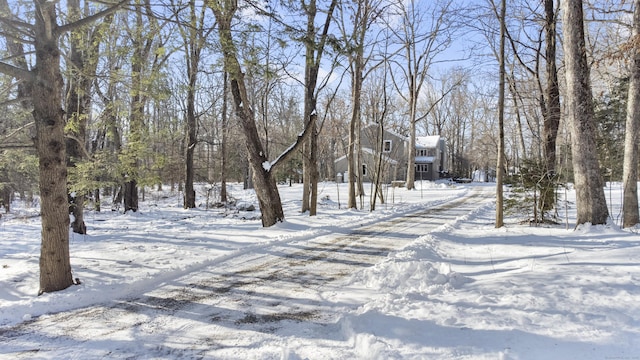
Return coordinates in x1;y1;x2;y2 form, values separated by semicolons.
416;135;441;148
415;155;435;163
1;181;639;359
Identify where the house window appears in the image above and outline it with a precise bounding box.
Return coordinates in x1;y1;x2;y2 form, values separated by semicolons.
415;164;430;173
383;140;392;152
362;164;368;176
417;149;428;157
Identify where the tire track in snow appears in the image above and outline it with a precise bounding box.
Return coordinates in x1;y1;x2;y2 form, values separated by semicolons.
0;187;494;359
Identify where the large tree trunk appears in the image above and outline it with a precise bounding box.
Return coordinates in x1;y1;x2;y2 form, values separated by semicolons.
543;0;561;175
562;0;609;225
233;77;285;226
34;1;74;294
536;0;562;218
301;31;317;215
300;0;335;216
622;0;640;228
211;0;330;226
184;79;197;209
124;179;139;212
301;112;319;216
213;4;284;226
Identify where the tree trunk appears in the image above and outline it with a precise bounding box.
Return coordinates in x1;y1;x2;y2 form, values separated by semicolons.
213;4;284;226
182;0;203;209
184;80;197;209
66;0;103;235
124;1;152;213
622;0;640;228
34;1;74;294
235;86;285;226
124;179;138;212
543;0;561;175
300;0;334;216
308;124;319;215
347;103;358;209
536;0;562;217
406;115;417;190
562;0;609;225
495;0;506;228
345;12;365;209
2;188;11;213
220;71;228;203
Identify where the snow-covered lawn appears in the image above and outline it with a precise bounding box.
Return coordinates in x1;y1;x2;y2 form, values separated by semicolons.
0;181;638;359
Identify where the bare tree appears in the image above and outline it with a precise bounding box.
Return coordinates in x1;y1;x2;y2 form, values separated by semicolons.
336;0;384;209
121;0;170;212
562;0;609;225
623;0;640;228
495;0;506;228
65;0;114;234
209;0;323;227
299;0;338;216
171;0;213;209
543;0;561;176
388;0;458;190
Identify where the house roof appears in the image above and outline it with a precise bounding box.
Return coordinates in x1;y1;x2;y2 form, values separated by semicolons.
362;122;408;141
334;147;399;165
416;135;441;148
415;156;435;164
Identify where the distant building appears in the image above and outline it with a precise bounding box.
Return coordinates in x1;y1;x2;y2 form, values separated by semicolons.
415;135;448;181
334;124;447;183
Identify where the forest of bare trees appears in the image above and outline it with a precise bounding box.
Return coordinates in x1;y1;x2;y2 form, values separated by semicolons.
1;0;639;293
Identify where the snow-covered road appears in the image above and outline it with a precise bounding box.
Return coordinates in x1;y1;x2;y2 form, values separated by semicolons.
1;187;494;359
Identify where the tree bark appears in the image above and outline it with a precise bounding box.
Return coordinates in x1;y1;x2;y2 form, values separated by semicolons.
212;2;284;226
65;0;89;233
66;0;110;234
300;0;336;216
495;0;506;228
220;71;228;203
33;0;74;294
622;0;640;228
301;0;318;215
124;0;154;212
183;65;197;209
543;0;561;175
347;96;358;209
182;0;204;209
347;60;363;209
562;0;609;225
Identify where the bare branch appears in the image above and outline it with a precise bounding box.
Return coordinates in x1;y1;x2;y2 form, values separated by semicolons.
0;61;34;81
0;96;32;107
56;0;128;35
1;121;34;142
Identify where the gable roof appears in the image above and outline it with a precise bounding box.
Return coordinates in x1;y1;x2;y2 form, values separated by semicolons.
362;122;408;141
334;147;399;165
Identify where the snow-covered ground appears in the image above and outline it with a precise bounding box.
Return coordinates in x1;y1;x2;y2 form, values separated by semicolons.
0;181;638;359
